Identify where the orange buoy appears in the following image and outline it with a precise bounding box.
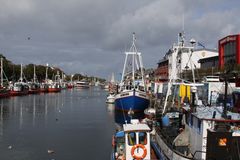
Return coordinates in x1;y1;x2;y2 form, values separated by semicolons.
131;144;147;160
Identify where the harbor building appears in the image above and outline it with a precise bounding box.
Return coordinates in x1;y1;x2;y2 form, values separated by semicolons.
155;48;218;82
219;34;240;68
198;55;219;69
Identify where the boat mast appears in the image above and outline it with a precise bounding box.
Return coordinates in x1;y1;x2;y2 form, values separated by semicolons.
0;58;3;87
33;65;37;83
20;64;23;83
138;53;146;91
132;32;136;89
45;63;48;82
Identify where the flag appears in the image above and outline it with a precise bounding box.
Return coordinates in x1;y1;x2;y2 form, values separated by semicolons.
197;42;205;48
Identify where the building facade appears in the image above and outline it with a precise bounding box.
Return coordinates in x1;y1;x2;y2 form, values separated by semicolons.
219;34;240;68
198;56;219;69
155;48;218;82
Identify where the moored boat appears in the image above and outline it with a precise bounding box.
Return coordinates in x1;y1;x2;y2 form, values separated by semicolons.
9;82;29;96
0;57;10;98
111;119;159;160
0;87;10;98
28;82;40;94
115;33;149;112
106;93;115;104
74;80;90;89
152;32;240;160
39;83;49;93
9;64;29;96
28;65;40;94
48;82;61;92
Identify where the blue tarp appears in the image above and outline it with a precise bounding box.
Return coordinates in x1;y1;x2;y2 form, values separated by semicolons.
115;131;124;138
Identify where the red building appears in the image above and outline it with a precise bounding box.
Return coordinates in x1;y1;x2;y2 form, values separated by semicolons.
155;59;168;82
219;34;240;68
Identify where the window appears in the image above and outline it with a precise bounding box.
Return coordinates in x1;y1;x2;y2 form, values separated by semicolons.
224;41;236;65
139;132;147;145
128;132;136;146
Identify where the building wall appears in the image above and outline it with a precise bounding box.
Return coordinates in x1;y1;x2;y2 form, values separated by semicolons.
155;60;168;82
219;34;240;68
181;49;218;71
200;58;219;69
155;49;218;81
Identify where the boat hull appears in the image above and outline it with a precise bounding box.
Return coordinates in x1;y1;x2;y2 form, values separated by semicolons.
28;89;40;94
48;88;61;93
115;90;149;112
0;89;10;98
10;90;29;96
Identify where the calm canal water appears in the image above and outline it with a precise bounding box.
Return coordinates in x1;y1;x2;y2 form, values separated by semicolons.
0;87;116;160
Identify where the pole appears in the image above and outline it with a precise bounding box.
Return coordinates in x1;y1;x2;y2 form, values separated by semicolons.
0;58;3;87
222;75;228;118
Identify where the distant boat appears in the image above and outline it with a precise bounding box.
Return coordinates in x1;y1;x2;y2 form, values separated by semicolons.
40;64;49;93
67;82;74;89
28;82;40;94
9;82;29;96
28;65;40;94
46;67;61;93
48;82;61;92
9;64;29;96
75;80;90;89
0;57;10;98
106;93;115;104
115;33;149;112
39;83;49;93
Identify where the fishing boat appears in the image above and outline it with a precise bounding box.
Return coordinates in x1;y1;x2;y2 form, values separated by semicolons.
46;66;61;93
153;92;240;160
0;57;10;98
9;64;29;96
39;83;49;93
152;32;240;160
48;72;61;93
111;119;159;160
39;64;49;93
115;33;149;112
28;65;40;94
48;82;61;92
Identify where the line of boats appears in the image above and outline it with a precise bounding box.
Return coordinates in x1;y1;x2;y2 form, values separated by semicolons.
110;33;240;160
0;58;94;98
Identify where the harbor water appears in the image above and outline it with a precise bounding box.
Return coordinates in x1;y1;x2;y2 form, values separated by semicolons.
0;87;115;160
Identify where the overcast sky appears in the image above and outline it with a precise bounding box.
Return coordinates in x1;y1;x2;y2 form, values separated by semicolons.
0;0;239;79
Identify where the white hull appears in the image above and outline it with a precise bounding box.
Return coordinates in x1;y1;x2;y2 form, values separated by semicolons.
106;94;115;103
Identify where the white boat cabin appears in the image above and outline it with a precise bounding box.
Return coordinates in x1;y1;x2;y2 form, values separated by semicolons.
123;119;151;160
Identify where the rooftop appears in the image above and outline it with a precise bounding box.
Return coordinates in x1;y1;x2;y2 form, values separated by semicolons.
123;122;150;132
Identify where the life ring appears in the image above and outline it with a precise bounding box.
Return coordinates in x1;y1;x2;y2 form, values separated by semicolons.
131;144;147;160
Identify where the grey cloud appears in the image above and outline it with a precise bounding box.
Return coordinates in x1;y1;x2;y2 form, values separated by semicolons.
0;0;239;78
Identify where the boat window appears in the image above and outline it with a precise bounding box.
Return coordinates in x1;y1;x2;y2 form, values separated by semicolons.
128;132;136;146
139;132;147;145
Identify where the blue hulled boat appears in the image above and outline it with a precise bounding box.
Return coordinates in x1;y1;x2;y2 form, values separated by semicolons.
115;33;149;112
